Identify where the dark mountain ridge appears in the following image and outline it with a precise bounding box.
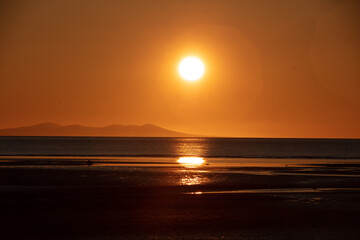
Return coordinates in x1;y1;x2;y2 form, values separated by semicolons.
0;123;192;137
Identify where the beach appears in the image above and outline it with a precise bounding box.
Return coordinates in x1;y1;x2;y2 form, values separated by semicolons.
1;156;360;239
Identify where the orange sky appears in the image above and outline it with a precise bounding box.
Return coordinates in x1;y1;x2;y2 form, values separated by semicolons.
0;0;359;138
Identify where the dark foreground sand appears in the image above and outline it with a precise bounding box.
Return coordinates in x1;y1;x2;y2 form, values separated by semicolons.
0;157;360;239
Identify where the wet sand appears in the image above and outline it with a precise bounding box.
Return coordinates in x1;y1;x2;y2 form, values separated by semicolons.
1;157;360;239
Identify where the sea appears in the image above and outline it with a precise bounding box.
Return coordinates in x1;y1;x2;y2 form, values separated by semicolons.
0;136;359;159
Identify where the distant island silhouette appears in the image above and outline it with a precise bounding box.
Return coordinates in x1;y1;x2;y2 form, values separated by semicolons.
0;123;193;137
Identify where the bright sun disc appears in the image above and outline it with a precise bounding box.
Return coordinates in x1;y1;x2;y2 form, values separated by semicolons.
179;57;205;81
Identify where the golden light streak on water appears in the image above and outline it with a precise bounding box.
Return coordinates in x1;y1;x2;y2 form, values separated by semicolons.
177;157;205;168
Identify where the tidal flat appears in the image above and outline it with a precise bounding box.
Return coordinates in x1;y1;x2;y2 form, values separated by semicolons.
1;157;360;239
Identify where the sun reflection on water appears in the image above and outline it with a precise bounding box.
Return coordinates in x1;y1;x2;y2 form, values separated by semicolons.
173;138;208;156
177;157;205;167
175;154;209;185
178;171;208;186
177;157;208;185
179;174;203;185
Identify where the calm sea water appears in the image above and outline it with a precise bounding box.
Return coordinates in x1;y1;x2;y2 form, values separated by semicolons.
0;137;359;159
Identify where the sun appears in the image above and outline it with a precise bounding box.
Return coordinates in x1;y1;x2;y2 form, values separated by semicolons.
178;57;205;81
